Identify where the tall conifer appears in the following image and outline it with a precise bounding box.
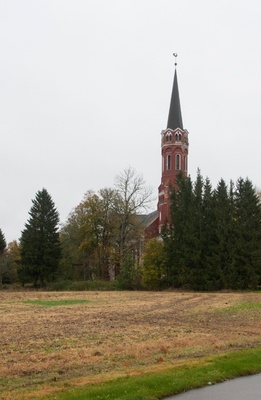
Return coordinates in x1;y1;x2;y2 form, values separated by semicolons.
228;178;261;289
0;229;6;254
167;173;195;287
212;179;232;288
20;189;61;286
164;174;261;290
0;229;7;285
189;170;205;289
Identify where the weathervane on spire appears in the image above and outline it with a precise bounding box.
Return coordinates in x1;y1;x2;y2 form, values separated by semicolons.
173;53;178;67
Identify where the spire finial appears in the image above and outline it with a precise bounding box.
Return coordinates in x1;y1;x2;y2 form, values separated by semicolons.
173;53;178;67
167;53;183;130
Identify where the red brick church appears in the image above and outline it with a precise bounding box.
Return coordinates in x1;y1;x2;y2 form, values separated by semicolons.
144;59;189;239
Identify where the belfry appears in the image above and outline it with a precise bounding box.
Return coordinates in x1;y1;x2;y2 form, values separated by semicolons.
158;55;189;233
145;55;189;238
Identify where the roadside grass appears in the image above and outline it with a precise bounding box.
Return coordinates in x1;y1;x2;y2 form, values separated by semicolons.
23;299;90;307
42;347;261;400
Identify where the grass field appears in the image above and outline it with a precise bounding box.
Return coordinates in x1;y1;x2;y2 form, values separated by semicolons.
1;290;261;399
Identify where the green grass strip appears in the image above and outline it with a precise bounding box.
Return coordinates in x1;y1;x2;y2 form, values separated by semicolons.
42;347;261;400
225;301;261;312
23;299;90;307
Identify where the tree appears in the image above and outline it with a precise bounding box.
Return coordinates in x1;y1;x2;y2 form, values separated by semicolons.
59;202;87;281
59;168;153;281
0;229;6;254
3;241;20;284
142;238;166;290
212;179;233;288
0;229;7;285
227;178;261;289
186;169;205;290
165;173;195;287
201;177;223;290
60;189;119;281
164;173;261;291
167;171;209;289
20;189;61;287
114;167;153;262
117;253;141;290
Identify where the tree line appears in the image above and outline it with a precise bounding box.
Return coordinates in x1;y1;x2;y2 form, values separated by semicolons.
0;169;260;290
0;168;152;287
162;171;261;290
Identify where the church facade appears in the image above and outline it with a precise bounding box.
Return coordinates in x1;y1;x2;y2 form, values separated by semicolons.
145;63;189;239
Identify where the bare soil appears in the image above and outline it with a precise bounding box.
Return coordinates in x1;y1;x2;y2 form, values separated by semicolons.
1;291;261;399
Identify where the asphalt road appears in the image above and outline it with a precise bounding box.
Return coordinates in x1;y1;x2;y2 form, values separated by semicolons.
164;373;261;399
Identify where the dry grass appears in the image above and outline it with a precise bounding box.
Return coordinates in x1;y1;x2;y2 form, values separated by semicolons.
1;290;261;399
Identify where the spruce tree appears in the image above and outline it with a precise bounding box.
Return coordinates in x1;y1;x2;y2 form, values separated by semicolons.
0;229;7;285
212;179;233;288
228;178;261;289
201;177;223;290
0;229;6;254
167;173;195;287
20;189;61;287
189;170;205;290
164;173;261;290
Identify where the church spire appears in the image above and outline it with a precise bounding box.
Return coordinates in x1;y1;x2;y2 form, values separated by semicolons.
166;54;183;130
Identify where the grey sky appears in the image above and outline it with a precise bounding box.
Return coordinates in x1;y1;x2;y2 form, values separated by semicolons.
1;0;261;243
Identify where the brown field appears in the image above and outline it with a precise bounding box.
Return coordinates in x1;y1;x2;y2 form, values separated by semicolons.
1;290;261;399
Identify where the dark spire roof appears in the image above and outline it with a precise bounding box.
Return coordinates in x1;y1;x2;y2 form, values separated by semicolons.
167;68;183;130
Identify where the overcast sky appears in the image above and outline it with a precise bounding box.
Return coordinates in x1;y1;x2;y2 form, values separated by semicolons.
1;0;261;243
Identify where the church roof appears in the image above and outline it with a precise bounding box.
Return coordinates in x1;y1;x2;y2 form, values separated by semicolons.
167;68;183;130
137;210;158;228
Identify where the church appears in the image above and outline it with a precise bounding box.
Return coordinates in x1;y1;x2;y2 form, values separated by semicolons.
144;57;189;239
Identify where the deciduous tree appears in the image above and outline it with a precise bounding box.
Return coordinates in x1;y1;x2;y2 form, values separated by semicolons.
3;240;20;284
142;238;166;290
60;189;119;280
60;168;153;281
114;167;153;261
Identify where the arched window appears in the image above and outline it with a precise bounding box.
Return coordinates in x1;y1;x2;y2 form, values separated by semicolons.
175;154;181;170
167;154;171;170
175;131;182;142
166;132;172;142
184;155;187;172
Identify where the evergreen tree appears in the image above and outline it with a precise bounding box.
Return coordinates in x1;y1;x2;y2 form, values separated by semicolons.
201;177;222;290
166;173;195;287
0;229;6;254
20;189;61;287
161;220;175;286
212;179;233;288
228;178;261;289
0;229;7;285
164;173;261;291
188;170;205;290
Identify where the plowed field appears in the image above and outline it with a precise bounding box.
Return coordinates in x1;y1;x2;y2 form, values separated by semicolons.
1;291;261;399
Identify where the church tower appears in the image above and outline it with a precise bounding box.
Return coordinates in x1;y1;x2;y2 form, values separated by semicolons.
158;56;189;233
